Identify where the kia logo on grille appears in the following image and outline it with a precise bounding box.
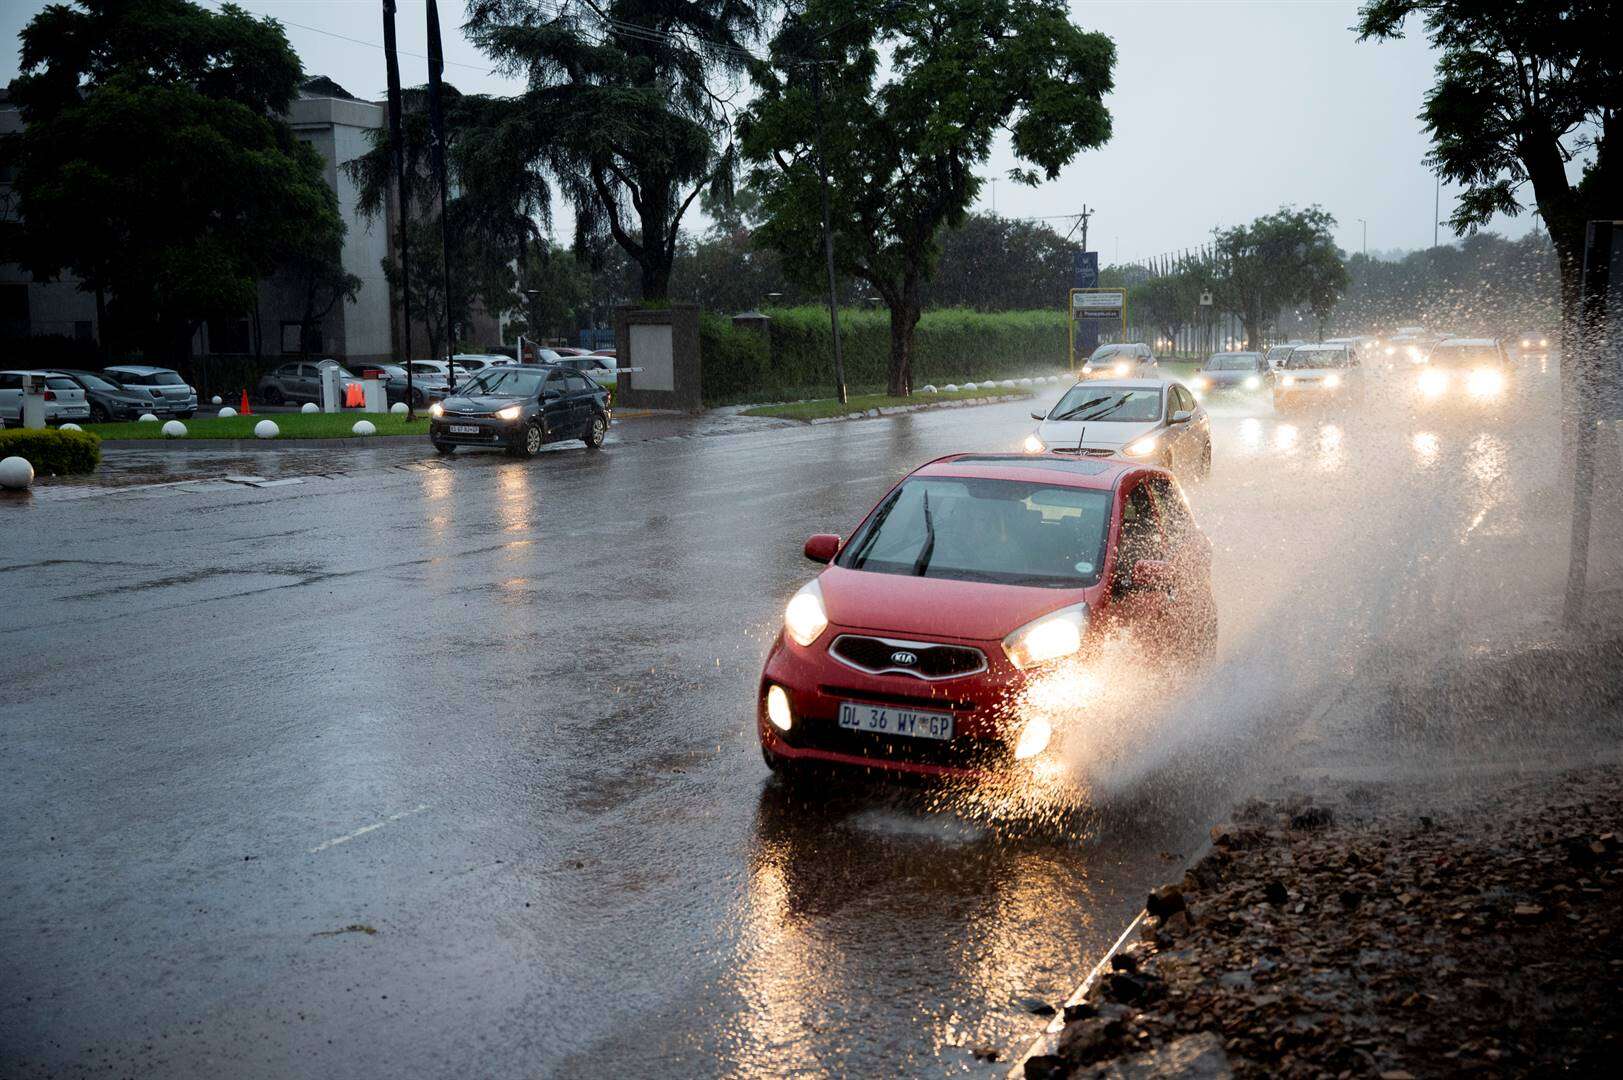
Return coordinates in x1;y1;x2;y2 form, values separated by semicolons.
889;650;919;666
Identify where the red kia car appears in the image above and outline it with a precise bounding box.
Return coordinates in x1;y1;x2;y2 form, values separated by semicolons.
758;454;1215;780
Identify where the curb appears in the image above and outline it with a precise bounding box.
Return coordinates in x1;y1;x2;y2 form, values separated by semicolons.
1005;910;1149;1077
98;434;425;451
774;392;1034;425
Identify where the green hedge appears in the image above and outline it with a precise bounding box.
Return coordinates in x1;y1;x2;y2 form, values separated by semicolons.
0;427;102;475
700;307;1069;405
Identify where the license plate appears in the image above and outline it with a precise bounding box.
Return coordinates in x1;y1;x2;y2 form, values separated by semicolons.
448;424;480;434
838;702;954;741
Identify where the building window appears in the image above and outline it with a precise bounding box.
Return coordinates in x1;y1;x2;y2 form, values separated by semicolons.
281;321;322;355
208;317;251;354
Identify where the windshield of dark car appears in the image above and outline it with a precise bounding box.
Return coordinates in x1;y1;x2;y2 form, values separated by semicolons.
463;368;545;397
1428;346;1502;368
71;372;122;391
1285;349;1349;369
1208;355;1261;371
1047;386;1162;422
837;476;1111;587
1088;345;1125;362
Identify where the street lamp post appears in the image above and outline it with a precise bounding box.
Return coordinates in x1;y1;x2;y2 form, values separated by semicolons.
1357;218;1367;259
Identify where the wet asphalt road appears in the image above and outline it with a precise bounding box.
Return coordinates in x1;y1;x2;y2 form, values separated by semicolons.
0;359;1572;1077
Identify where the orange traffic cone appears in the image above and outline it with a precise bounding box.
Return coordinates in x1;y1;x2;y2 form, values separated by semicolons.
239;388;253;415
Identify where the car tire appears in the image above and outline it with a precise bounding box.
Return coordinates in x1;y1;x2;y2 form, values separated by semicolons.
261;386;284;406
432;440;455;456
585;412;607;449
1197;441;1212;479
177;410;194;419
89;402;110;423
761;745;811;787
515;422;543;459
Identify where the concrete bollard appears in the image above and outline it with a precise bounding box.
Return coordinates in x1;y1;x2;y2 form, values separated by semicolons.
254;420;280;439
352;419;377;436
0;456;34;489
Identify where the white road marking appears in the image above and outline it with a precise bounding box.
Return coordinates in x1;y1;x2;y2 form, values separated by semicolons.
308;804;430;854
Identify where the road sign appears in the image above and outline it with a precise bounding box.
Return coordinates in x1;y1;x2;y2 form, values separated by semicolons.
1071;289;1124;318
1199;291;1213;306
1073;251;1099;290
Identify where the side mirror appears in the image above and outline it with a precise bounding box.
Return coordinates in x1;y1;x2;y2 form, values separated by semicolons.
1169;409;1193;424
543;389;560;400
1030;411;1046;421
803;533;841;564
1122;558;1172;593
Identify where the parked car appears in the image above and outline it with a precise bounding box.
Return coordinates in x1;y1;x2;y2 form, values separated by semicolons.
254;360;364;407
1413;337;1512;407
1025;378;1211;479
1080;342;1158;379
1190;352;1273;396
1274;344;1365;411
451;353;516;372
50;369;162;422
0;370;92;426
102;365;197;417
552;354;618;389
757;453;1216;780
428;364;610;457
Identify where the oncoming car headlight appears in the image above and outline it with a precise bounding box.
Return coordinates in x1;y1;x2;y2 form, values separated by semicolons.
1281;375;1296;388
1192;375;1210;390
1112;362;1131;377
1243;375;1261;390
1323;373;1342;389
784;579;829;647
1022;432;1046;454
429;402;445;418
1466;367;1506;398
1124;434;1159;457
1081;363;1094;375
1418;368;1448;398
496;404;523;421
1003;603;1088;670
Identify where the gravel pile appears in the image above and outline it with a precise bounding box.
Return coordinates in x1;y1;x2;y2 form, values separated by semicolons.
1025;766;1623;1078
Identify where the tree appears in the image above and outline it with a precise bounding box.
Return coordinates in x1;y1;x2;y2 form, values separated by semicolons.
742;0;1115;395
1356;1;1620;341
1213;207;1347;349
383;211;520;360
3;0;344;362
924;213;1083;311
285;220;362;362
463;0;763;302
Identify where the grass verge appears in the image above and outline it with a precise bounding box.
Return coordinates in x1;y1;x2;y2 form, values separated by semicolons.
83;413;432;441
742;385;1035;422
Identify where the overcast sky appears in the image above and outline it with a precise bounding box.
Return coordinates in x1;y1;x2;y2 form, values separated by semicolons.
3;0;1543;265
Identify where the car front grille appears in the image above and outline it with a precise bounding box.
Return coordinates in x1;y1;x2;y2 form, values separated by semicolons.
829;635;987;680
1051;446;1117;457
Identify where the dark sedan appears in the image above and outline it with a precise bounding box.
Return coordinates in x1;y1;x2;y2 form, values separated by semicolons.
1190;352;1273;397
428;365;609;457
50;369;161;422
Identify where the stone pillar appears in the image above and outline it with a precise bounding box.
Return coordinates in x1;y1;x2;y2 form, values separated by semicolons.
613;304;702;411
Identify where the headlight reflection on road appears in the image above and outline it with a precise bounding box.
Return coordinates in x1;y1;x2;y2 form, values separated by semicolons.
1273;423;1299;452
1238;417;1263;452
1412;431;1440;465
1317;424;1344;469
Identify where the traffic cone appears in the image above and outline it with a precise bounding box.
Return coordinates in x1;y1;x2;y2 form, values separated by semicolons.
239;388;253;415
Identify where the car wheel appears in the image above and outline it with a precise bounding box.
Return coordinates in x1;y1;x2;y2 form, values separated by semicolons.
177;410;194;419
432;440;455;456
261;386;283;406
515;422;543;459
760;745;812;787
412;387;426;407
1198;441;1213;479
89;402;110;423
585;412;607;449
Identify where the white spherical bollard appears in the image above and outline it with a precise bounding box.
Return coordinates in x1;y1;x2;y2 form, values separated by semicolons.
138;412;159;422
1019;378;1033;386
59;422;82;431
218;406;237;417
390;401;408;415
301;402;319;414
921;384;938;394
161;420;187;438
0;456;34;490
963;382;978;391
943;383;959;393
1000;379;1017;389
211;395;222;406
352;419;377;436
254;419;280;439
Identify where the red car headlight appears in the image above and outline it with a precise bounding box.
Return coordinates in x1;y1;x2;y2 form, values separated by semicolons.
1003;603;1088;670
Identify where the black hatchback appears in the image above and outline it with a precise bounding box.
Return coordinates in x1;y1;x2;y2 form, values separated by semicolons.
429;364;610;457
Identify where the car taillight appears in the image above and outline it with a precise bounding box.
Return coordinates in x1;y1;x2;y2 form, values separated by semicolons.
44;389;57;401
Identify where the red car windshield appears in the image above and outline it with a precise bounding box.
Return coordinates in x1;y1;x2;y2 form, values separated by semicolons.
838;476;1111;588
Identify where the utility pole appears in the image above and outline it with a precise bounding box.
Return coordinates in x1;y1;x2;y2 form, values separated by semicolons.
1079;205;1092;253
810;63;847;404
1357;217;1367;258
1433;175;1440;250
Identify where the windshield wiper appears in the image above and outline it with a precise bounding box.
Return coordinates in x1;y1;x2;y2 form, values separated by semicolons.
846;488;903;568
912;491;936;577
1055;397;1136;422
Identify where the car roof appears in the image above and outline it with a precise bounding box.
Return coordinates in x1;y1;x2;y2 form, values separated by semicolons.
2;369;73;376
103;364;173;373
1293;343;1348;352
913;452;1141;490
1435;337;1499;347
